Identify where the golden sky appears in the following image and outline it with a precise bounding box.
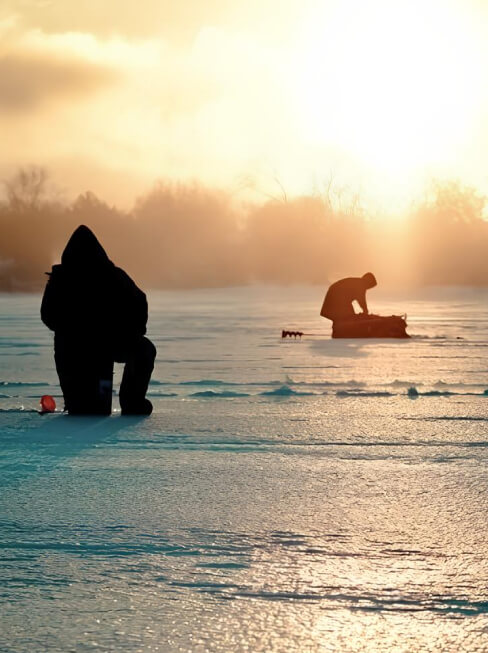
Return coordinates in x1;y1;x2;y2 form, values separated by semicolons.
1;0;487;213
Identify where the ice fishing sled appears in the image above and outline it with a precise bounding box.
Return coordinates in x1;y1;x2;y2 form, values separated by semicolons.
332;314;410;339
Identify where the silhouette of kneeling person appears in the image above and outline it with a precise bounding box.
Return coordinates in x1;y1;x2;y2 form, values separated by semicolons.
320;272;377;322
41;225;156;415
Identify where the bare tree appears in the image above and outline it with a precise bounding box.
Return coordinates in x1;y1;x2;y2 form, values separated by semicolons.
4;166;49;211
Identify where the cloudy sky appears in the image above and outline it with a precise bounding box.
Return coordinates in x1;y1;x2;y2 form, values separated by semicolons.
1;0;488;212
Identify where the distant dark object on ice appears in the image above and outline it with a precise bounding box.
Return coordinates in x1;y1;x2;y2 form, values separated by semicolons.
332;314;410;338
320;273;410;338
282;330;304;339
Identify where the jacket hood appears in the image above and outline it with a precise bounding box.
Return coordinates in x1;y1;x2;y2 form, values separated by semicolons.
61;225;111;268
362;272;377;289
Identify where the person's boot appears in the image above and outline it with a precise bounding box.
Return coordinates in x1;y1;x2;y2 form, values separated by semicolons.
121;399;153;416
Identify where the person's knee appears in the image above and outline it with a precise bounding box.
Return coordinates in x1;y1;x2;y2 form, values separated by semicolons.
118;337;156;365
141;337;157;363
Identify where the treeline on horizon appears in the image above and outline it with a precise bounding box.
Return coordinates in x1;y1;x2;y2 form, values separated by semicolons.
1;166;488;292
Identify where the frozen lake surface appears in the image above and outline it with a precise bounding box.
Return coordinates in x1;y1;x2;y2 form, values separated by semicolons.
1;285;488;652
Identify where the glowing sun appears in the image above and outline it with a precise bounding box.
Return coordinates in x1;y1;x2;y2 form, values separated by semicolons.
289;0;482;178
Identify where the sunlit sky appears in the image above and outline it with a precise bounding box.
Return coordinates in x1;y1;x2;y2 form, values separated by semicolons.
1;0;487;213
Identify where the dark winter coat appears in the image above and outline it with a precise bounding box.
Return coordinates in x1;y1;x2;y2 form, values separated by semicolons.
41;225;147;355
320;276;369;321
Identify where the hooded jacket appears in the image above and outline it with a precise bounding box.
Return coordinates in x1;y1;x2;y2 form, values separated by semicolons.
41;225;147;351
320;276;371;321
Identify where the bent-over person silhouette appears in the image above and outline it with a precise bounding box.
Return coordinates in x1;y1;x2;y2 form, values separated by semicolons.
320;272;409;338
320;272;377;322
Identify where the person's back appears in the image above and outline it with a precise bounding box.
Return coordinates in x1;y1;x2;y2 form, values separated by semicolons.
41;225;156;415
320;273;377;322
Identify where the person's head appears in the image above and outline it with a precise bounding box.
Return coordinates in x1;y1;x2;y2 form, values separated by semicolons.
61;225;111;269
362;272;377;289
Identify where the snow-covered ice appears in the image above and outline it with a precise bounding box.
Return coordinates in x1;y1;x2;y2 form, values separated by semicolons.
1;286;488;652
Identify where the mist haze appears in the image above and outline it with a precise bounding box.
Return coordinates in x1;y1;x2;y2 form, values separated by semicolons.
1;0;488;290
1;167;487;291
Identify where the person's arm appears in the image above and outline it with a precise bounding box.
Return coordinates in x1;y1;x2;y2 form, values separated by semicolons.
356;288;368;314
130;284;148;336
115;268;148;337
40;267;62;331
